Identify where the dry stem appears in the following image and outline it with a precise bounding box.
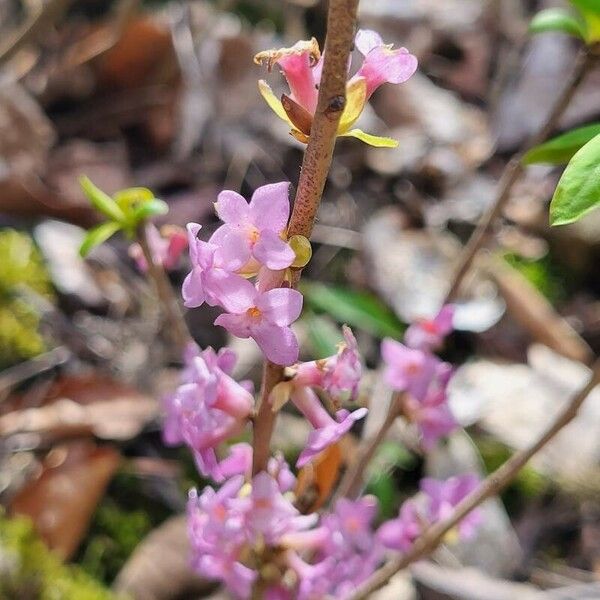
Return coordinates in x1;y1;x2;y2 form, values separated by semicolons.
347;358;600;600
251;0;359;476
138;223;191;353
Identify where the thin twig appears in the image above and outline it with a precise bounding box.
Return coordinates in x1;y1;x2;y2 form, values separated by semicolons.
444;47;597;304
137;223;191;354
336;393;402;499
251;0;360;476
347;358;600;600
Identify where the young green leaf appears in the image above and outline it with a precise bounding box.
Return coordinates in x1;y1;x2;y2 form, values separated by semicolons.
79;221;122;257
300;281;405;339
529;8;587;38
522;122;600;165
131;199;169;222
113;187;155;212
550;133;600;226
570;0;600;16
79;176;126;224
570;0;600;41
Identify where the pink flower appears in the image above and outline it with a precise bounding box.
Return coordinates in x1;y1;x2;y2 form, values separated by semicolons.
405;305;455;351
182;223;253;312
421;474;481;539
162;345;254;481
377;499;422;552
381;339;445;400
352;29;418;99
404;389;457;450
214;284;303;366
129;224;188;272
295;325;362;404
255;30;417;147
213;183;295;271
293;386;368;467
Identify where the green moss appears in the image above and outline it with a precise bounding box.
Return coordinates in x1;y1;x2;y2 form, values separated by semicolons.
0;512;121;600
0;229;54;369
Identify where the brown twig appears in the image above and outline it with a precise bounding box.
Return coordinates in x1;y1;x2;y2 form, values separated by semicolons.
137;223;191;354
251;0;360;476
444;47;596;304
336;393;403;499
347;358;600;600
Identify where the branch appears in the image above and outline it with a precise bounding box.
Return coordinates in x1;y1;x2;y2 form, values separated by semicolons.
138;223;191;353
444;47;596;304
251;0;359;476
347;358;600;600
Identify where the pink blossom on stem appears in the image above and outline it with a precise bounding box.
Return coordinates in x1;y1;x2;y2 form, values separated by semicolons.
213;183;295;271
129;224;188;272
377;499;422;552
182;223;253;312
293;386;368;467
404;304;455;351
404;389;457;450
420;474;481;539
295;325;362;403
352;29;418;98
214;284;303;366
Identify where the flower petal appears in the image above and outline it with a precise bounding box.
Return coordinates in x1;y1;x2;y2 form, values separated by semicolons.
341;128;399;147
182;269;206;308
257;288;303;326
215;190;250;225
213;229;252;271
253;230;295;270
355;29;384;55
258;80;294;126
338;77;367;133
214;311;252;339
249;182;291;232
251;322;299;365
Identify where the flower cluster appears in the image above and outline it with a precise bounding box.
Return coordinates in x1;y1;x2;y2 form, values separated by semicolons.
182;182;304;366
378;474;481;551
188;469;480;599
255;29;418;147
382;305;458;449
270;326;367;467
162;343;254;481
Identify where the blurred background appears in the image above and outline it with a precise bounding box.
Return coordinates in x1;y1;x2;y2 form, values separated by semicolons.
1;0;600;598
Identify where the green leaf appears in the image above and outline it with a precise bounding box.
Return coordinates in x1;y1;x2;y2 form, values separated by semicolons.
529;8;587;38
131;199;169;222
550;133;600;226
570;0;600;41
522;122;600;165
79;176;126;224
300;281;405;339
570;0;600;16
113;187;155;212
79;221;122;257
341;129;399;148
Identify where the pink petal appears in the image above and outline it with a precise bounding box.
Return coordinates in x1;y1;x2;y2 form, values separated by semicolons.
251;322;299;365
356;47;417;98
256;288;303;326
213;229;251;271
215;190;251;225
207;271;256;313
355;29;384;56
186;222;202;262
253;230;295;270
249;182;291;233
277;52;318;113
214;312;252;339
182;269;206;308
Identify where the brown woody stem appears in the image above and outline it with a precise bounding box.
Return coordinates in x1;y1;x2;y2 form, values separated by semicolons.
138;223;191;353
251;0;360;476
347;358;600;600
444;47;596;304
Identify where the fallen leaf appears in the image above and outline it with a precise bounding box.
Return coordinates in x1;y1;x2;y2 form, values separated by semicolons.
9;440;120;560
